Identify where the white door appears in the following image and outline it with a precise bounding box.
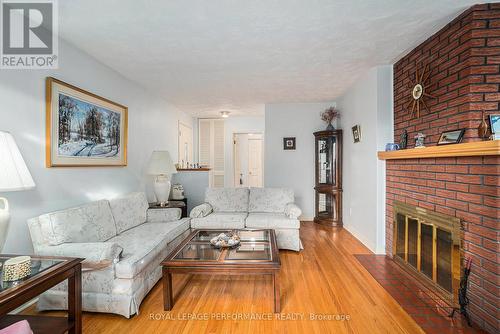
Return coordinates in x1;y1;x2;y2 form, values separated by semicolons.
233;134;252;187
248;138;263;187
178;122;193;166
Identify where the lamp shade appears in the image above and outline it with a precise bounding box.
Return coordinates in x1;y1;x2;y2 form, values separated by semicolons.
146;151;177;176
0;131;35;192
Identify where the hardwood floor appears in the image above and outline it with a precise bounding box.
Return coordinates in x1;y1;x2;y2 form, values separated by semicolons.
32;222;424;333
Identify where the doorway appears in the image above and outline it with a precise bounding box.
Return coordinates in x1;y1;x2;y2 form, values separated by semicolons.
233;133;263;187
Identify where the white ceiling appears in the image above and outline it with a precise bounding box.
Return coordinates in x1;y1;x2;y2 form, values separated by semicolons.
58;0;478;117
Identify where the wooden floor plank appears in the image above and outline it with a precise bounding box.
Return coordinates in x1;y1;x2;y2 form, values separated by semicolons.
26;222;424;334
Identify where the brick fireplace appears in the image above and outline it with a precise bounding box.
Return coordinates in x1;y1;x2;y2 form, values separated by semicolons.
385;4;500;333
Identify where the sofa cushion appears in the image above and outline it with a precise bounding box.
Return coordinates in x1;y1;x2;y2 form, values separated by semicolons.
245;213;300;229
205;188;249;212
248;188;294;213
38;200;117;246
110;218;190;279
190;212;247;229
109;192;149;234
146;207;181;223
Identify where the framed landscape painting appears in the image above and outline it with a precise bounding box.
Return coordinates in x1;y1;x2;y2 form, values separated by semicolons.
46;77;128;167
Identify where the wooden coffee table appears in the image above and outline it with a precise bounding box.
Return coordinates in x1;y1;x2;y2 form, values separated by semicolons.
161;229;281;313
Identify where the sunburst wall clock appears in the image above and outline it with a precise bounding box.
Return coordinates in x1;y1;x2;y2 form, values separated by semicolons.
406;62;435;118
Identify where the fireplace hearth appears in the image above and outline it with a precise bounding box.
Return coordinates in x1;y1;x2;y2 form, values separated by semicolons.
393;201;462;307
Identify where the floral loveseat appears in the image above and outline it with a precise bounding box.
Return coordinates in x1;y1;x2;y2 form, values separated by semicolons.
27;192;190;318
190;188;302;251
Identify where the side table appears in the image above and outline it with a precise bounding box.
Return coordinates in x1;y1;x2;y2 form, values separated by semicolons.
149;198;188;218
0;255;83;334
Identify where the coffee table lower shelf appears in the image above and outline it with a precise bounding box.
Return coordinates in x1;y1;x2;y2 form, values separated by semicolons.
162;267;280;313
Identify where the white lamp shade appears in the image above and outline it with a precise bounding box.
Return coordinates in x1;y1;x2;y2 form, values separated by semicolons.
0;131;35;192
146;151;177;176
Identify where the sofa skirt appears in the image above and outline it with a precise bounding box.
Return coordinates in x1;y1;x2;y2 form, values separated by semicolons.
275;228;302;252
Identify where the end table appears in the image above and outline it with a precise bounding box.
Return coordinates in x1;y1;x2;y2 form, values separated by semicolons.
149;198;188;218
0;255;83;334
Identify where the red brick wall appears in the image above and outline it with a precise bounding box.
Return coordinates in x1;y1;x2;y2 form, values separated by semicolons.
393;4;500;147
388;4;500;333
385;157;499;333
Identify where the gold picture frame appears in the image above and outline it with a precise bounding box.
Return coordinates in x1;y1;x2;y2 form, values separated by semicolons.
46;77;128;167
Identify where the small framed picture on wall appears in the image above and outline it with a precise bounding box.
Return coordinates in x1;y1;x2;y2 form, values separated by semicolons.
283;137;296;150
352;125;361;143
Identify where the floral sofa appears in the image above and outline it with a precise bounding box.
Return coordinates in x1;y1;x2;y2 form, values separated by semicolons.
27;192;190;318
190;188;302;251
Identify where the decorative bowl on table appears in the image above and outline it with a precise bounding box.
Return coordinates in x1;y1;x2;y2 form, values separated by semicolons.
210;233;241;248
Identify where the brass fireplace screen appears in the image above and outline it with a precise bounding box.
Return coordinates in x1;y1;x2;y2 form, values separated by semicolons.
393;201;461;306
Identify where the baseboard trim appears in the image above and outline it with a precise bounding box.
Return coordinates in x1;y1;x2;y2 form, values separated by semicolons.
343;224;377;254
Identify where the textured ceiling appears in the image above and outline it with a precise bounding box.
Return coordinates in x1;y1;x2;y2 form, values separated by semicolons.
58;0;479;117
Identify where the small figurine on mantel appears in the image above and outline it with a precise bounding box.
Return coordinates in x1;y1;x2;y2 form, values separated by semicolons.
414;132;426;148
400;129;408;149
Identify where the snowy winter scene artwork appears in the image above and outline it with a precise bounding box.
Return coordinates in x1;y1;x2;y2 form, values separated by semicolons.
58;94;121;157
47;78;128;167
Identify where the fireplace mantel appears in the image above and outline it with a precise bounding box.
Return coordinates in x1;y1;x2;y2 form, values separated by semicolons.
377;140;500;160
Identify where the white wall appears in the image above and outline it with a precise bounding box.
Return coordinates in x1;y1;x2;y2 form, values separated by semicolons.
336;66;393;254
264;102;336;219
0;40;192;254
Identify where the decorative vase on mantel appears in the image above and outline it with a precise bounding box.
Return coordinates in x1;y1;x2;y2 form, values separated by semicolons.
321;107;339;131
478;111;489;140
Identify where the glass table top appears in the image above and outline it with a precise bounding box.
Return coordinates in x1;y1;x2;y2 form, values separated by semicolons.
170;229;274;262
0;256;64;293
174;243;222;261
226;242;271;261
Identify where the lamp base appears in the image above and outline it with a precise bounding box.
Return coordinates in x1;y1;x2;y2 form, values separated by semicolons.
0;197;10;253
153;175;171;206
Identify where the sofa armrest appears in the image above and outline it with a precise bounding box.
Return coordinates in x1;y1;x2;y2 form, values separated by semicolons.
190;203;213;218
37;242;122;270
285;203;302;219
147;207;181;223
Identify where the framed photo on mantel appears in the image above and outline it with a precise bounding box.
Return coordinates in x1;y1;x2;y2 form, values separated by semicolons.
437;129;465;146
46;77;128;167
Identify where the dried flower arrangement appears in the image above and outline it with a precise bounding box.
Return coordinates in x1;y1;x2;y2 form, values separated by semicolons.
321;107;339;130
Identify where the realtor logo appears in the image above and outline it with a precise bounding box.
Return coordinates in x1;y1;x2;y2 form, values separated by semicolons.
1;0;58;69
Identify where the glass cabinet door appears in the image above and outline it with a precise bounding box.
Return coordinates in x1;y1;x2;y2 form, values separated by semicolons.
317;136;336;185
317;192;337;220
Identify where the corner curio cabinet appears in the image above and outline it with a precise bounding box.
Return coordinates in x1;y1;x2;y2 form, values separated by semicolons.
314;130;342;227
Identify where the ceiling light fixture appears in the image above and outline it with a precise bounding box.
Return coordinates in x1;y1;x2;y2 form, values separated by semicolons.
220;111;230;118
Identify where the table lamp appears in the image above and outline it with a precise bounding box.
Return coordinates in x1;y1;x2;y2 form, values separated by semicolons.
146;151;177;206
0;131;35;252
